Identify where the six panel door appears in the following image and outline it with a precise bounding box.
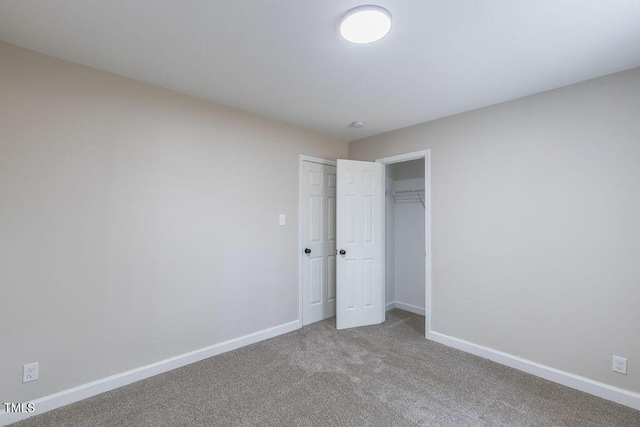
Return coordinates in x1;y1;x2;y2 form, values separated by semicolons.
335;159;384;329
302;161;337;325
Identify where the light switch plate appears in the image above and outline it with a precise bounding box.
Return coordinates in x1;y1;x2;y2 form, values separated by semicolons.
279;214;286;225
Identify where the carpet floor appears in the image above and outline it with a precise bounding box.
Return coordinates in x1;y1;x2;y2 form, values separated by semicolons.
13;309;640;426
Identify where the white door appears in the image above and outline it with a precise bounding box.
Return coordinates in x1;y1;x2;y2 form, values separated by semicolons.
302;161;337;325
336;159;384;329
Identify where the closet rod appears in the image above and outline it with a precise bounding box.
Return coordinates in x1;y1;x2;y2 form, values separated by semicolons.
385;190;426;208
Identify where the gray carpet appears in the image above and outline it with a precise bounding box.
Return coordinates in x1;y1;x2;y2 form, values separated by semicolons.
13;310;640;426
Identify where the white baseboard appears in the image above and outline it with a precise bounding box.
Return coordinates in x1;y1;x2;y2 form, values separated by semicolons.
429;330;640;411
0;319;301;426
385;301;425;316
394;301;426;316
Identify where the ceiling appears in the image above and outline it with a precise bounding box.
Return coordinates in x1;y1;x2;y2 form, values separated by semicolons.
1;1;640;141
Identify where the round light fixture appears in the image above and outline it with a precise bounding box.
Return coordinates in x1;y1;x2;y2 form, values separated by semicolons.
339;5;392;44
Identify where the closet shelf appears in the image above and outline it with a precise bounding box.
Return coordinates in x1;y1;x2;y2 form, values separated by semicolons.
385;190;425;207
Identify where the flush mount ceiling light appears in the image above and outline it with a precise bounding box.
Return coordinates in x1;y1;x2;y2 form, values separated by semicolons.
339;5;392;44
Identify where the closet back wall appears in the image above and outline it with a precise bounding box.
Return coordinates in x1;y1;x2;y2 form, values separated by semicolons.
385;169;396;306
0;41;347;404
389;160;426;312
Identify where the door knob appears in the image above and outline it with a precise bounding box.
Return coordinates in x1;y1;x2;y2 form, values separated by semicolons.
339;249;346;255
304;248;311;254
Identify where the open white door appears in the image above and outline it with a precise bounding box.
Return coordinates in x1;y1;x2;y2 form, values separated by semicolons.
336;159;384;329
301;160;337;325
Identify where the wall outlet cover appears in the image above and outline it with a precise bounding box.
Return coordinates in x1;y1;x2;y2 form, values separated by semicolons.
23;362;39;383
612;355;627;375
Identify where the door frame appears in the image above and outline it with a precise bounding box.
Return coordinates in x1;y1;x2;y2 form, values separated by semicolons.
298;155;337;326
375;150;432;339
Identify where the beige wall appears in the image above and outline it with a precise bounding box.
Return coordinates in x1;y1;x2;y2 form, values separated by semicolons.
350;67;640;393
0;42;347;403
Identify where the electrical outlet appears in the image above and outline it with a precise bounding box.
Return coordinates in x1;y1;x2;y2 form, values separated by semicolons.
23;362;39;383
612;356;627;375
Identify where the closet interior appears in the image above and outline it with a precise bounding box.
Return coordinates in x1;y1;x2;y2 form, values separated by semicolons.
385;159;426;316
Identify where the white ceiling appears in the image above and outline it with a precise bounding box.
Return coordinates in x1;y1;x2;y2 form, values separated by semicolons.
1;1;640;141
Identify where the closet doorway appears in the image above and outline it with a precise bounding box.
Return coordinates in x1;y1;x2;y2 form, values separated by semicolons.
377;150;431;337
298;151;430;336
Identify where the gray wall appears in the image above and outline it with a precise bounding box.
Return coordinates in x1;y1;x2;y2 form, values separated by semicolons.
0;42;347;403
350;67;640;393
393;177;426;310
390;159;425;181
385;176;395;305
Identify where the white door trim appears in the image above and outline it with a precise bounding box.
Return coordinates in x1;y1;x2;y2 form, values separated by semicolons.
375;150;431;338
299;155;337;325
